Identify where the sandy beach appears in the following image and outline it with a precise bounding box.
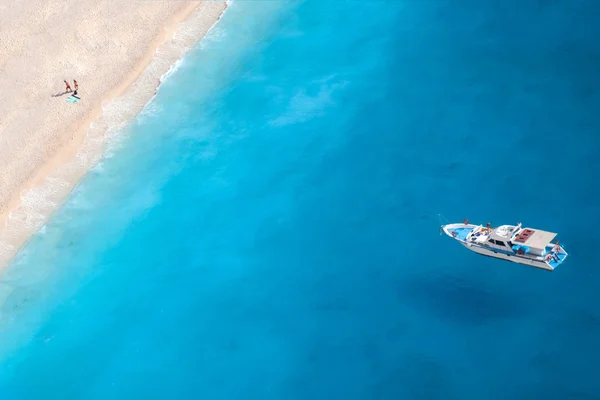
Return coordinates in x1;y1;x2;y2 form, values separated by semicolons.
0;0;228;268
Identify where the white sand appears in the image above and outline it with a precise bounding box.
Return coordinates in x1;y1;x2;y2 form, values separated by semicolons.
0;0;228;267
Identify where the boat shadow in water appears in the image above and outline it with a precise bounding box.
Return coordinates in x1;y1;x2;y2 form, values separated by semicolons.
398;274;523;326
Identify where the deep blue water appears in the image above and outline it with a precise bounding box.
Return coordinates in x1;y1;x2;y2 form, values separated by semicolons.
1;0;600;398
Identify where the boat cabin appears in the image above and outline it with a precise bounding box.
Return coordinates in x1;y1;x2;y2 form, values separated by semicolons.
484;226;515;251
485;224;557;256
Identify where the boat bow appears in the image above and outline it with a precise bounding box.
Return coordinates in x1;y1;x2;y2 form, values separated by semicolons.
441;222;478;242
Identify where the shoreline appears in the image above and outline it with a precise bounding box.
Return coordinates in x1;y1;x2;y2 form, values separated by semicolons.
0;1;229;269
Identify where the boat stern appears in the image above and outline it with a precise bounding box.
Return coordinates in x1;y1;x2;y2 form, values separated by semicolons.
543;244;569;270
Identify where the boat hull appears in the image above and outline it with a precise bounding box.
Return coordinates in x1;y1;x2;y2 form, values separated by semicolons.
459;241;555;271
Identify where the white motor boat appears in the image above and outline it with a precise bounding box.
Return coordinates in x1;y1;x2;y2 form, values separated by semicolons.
441;219;568;271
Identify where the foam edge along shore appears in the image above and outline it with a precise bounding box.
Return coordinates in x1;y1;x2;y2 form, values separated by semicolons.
0;1;230;270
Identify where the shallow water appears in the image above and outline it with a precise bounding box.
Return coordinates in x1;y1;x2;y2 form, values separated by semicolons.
1;0;599;398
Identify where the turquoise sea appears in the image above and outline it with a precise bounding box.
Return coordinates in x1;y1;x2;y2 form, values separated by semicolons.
1;0;600;398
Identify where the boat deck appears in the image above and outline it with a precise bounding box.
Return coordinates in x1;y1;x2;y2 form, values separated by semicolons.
545;245;568;269
452;227;473;241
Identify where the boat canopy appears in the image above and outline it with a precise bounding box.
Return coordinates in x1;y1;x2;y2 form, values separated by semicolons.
517;229;557;250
